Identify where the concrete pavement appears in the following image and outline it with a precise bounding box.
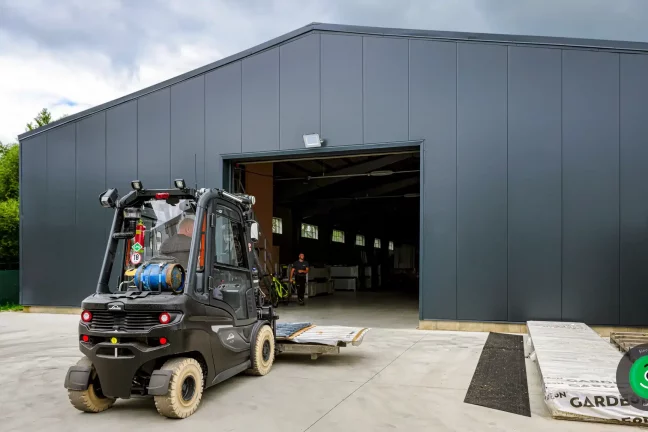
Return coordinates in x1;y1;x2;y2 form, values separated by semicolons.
0;311;629;432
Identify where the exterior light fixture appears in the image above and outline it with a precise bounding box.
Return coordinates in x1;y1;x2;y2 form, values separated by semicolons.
303;133;323;148
174;179;186;189
131;180;143;191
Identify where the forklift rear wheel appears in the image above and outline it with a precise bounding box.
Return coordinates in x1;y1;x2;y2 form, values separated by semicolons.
68;357;116;413
154;357;204;419
248;325;275;376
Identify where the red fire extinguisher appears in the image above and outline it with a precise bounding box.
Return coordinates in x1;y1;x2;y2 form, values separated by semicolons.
130;220;145;265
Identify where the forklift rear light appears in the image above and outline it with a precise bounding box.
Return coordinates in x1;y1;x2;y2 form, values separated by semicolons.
159;337;168;345
81;310;92;323
159;312;171;324
81;335;89;343
155;193;170;199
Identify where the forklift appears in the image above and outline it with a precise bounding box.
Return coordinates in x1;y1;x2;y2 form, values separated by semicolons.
63;180;370;419
63;180;278;418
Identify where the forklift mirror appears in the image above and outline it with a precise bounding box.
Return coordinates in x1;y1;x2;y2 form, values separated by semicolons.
250;222;259;243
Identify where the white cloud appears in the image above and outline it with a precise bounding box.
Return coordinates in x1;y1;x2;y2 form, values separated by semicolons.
1;0;647;144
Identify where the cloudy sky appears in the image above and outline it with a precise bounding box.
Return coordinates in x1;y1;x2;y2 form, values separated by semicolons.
1;0;647;144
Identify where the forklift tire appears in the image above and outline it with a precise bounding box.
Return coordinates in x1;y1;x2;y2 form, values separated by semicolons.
154;357;204;419
247;324;275;376
67;357;116;413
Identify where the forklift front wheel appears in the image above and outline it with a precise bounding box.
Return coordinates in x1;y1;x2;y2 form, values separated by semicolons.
248;324;275;376
67;357;116;413
154;357;204;419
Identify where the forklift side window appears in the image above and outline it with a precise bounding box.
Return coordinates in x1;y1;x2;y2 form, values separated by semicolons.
214;215;245;268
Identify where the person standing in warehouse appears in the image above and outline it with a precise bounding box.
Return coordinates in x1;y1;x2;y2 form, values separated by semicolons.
290;253;309;306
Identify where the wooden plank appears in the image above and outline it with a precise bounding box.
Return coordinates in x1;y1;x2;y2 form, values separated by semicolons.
610;331;648;353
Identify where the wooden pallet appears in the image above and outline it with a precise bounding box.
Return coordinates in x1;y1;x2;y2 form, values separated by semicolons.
610;332;648;353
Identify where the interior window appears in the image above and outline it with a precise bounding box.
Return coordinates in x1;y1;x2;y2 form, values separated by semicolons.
214;215;244;267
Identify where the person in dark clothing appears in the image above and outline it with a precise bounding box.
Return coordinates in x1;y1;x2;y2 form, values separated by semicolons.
290;253;309;305
159;218;194;269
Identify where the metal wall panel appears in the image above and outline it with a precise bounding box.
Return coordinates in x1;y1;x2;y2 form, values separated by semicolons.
46;124;77;306
363;37;409;144
20;135;47;305
507;47;562;321
620;54;648;325
242;48;279;153
106;101;137;195
138;88;171;188
409;40;457;319
321;34;363;147
205;61;242;187
562;50;620;325
75;113;107;301
171;76;205;188
456;43;508;321
280;34;320;150
106;101;137;286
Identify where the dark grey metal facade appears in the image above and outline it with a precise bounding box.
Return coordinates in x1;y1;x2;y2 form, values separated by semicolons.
18;23;648;326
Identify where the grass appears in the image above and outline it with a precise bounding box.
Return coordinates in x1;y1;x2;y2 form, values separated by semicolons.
0;302;23;312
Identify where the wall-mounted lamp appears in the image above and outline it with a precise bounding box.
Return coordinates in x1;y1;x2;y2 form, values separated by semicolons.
303;133;324;148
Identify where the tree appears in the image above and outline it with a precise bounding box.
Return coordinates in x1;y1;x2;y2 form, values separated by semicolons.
25;108;53;131
0;143;19;201
0;199;19;263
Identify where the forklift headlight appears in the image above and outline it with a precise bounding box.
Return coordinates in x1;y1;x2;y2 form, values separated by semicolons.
99;189;118;208
131;180;143;191
174;178;186;189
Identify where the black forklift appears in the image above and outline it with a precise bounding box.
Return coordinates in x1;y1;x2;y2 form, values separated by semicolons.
63;180;278;419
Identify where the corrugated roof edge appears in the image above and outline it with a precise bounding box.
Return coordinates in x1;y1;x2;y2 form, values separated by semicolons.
18;21;648;141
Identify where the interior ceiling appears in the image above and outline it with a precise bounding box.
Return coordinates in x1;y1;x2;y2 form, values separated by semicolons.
239;151;420;223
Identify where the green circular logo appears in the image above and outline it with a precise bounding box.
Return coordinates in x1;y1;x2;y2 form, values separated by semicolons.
629;357;648;399
616;344;648;411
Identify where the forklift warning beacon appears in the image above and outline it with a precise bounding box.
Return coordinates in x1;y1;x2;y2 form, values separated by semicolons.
64;180;278;419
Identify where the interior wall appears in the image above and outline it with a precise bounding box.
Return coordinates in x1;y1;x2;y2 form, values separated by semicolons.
243;163;275;258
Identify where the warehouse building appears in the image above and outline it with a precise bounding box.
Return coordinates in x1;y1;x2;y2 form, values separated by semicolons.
18;23;648;328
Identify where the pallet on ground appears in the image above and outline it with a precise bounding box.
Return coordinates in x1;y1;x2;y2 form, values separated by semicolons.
610;332;648;353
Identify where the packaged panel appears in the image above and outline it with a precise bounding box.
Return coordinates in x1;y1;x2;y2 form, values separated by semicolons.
280;34;320;150
242;48;279;153
409;40;457;320
562;50;619;325
76;113;107;299
321;34;363;146
171;76;205;188
138;88;171;188
620;53;648;325
507;47;562;321
106;101;137;195
456;43;508;321
363;37;409;144
205;61;242;187
20;135;47;305
46;125;77;306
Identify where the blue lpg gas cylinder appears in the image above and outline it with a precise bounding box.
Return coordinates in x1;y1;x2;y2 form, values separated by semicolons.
134;262;185;292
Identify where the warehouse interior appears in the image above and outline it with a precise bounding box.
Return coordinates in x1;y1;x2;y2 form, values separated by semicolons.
231;150;420;326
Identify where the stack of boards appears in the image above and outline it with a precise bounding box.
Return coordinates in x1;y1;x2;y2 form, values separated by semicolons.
275;322;370;360
527;321;648;426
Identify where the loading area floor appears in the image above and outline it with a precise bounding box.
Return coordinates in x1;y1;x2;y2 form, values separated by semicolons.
0;311;628;432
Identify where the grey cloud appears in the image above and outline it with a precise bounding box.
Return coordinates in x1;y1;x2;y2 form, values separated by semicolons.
1;0;647;79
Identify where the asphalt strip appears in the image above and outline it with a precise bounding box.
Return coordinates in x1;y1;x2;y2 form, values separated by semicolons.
464;332;531;417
